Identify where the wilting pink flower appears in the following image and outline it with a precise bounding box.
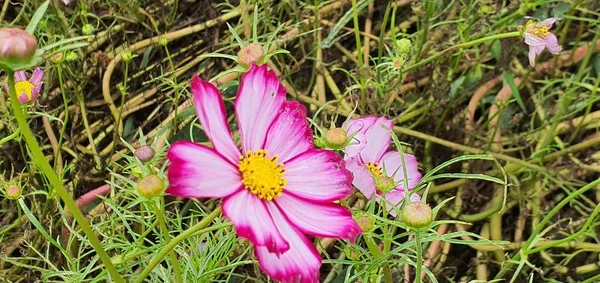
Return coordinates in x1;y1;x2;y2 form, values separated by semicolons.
344;117;422;216
166;64;361;282
523;18;562;67
4;68;44;103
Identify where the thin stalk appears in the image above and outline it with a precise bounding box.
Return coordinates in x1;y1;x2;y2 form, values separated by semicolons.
403;32;521;73
135;207;223;283
154;199;182;282
6;70;123;282
414;230;422;283
350;0;366;112
54;64;68;172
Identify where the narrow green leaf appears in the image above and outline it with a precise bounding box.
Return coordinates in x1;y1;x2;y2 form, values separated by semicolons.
26;1;51;34
502;70;527;113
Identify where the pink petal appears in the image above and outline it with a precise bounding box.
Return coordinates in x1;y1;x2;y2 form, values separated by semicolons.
18;92;30;103
274;194;361;242
345;157;376;199
14;71;26;82
263;101;314;163
166;141;242;198
191;75;241;164
255;205;321;283
222;190;290;254
342;117;375;159
29;68;44;85
358;117;394;164
30;87;41;101
235;64;286;152
544;33;562;54
539;18;558;28
380;151;422;190
376;189;421;217
284;149;354;202
524;34;545;47
528;47;537;67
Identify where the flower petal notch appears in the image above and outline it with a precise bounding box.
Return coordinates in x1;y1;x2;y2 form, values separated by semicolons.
166;64;361;281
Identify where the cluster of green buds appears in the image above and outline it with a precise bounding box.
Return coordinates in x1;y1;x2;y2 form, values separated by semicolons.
391;38;412;69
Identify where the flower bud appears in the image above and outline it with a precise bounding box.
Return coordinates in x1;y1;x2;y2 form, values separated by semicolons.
82;24;94;35
395;38;412;56
375;176;396;193
344;245;361;261
5;184;22;200
137;175;164;199
122;49;133;63
324;128;348;149
51;53;64;64
65;51;78;61
237;43;264;67
402;202;433;229
355;215;374;232
134;145;155;163
159;36;168;46
0;28;37;66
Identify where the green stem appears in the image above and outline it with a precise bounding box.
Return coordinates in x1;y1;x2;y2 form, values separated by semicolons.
135;207;223;283
54;64;68;171
403;31;521;73
6;70;123;282
414;230;422;283
494;178;600;280
154;198;182;282
350;0;366;113
364;234;392;283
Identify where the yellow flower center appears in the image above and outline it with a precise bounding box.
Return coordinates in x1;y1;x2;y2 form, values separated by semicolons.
532;25;549;39
366;162;382;178
238;150;286;201
15;80;34;99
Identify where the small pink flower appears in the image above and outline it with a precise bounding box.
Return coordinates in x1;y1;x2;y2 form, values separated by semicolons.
523;18;562;67
340;117;374;158
344;117;422;216
166;64;361;282
4;67;44;103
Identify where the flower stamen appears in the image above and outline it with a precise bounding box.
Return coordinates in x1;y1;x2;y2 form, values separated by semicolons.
366;162;382;178
15;80;35;100
238;149;286;201
532;25;549;39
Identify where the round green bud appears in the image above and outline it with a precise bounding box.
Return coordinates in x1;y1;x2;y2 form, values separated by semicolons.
375;176;396;193
159;36;168;46
51;53;64;64
137;175;165;199
122;49;133;63
395;38;412;56
344;245;361;261
65;51;78;61
355;215;374;232
402;202;433;229
82;24;95;35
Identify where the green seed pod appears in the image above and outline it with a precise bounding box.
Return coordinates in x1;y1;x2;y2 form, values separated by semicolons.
237;43;264;67
402;202;433;229
137;175;165;199
324;128;348;149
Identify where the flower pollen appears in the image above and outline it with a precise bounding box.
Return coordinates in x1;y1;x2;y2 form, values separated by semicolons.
366;162;382;178
238;149;286;201
532;25;549;39
15;80;35;100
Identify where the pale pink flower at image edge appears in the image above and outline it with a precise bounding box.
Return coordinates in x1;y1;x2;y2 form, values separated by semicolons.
344;116;422;217
524;18;562;67
3;67;44;103
166;64;361;282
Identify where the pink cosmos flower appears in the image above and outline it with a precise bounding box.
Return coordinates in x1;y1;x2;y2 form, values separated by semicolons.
4;68;44;103
523;18;562;67
340;118;368;158
166;64;361;282
344;117;422;217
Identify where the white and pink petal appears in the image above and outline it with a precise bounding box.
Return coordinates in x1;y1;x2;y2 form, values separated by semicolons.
274;194;361;242
358;117;394;164
166;141;242;198
222;190;290;254
235;64;286;152
380;151;422;190
190;75;241;164
284;149;354;202
345;157;376;199
255;205;321;283
263;101;313;163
